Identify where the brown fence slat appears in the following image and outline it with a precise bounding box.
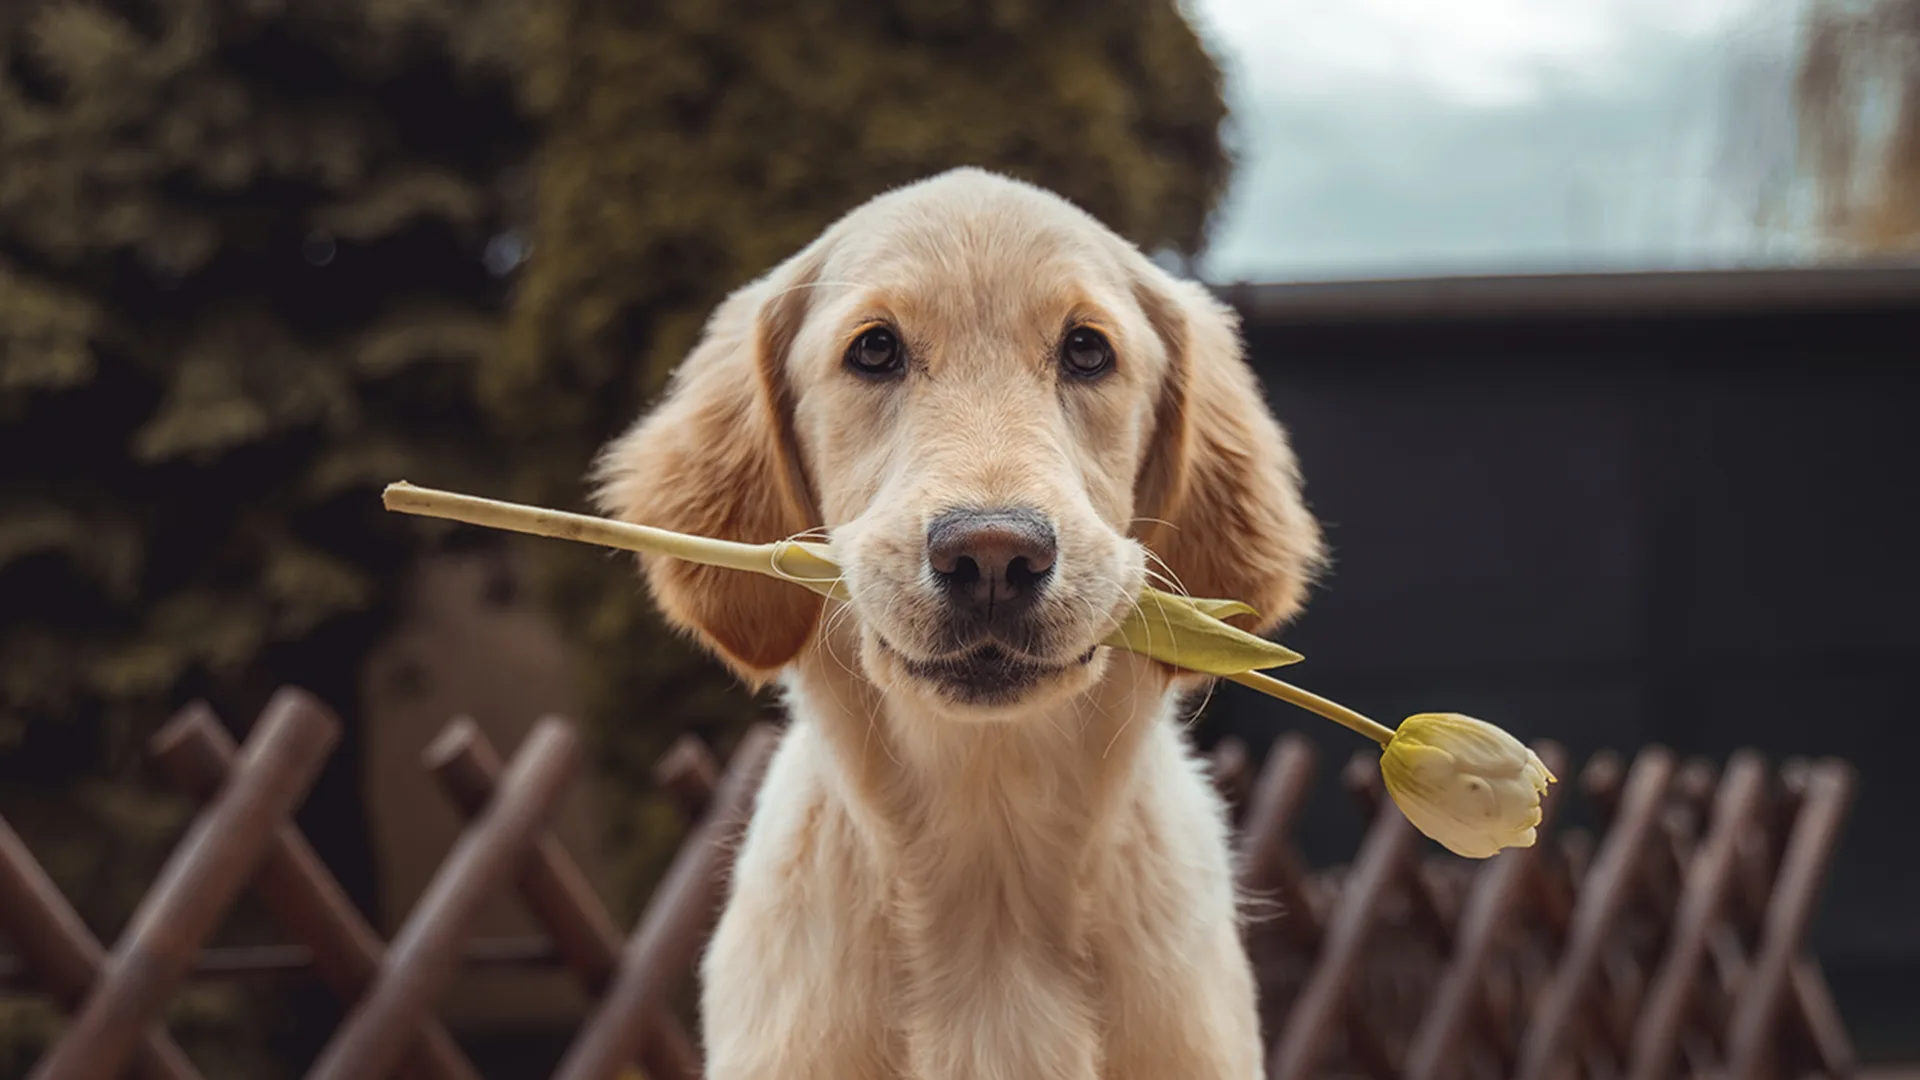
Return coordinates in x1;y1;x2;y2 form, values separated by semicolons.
1208;736;1253;823
29;688;338;1080
1688;759;1859;1080
1239;737;1404;1078
1403;743;1571;1080
1624;750;1768;1080
641;731;742;1069
1;938;565;988
1267;760;1418;1080
0;815;203;1080
426;717;702;1080
1341;757;1456;953
552;723;780;1080
1789;956;1857;1079
305;716;581;1080
1235;734;1321;943
1725;759;1856;1080
654;734;720;821
1514;745;1676;1080
151;703;480;1080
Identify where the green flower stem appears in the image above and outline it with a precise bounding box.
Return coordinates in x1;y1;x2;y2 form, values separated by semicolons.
386;481;778;574
1222;670;1398;746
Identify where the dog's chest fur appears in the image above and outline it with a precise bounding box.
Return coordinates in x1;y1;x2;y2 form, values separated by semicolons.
697;650;1266;1079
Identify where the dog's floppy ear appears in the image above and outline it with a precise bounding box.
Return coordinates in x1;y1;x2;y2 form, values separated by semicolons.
593;251;824;685
1131;268;1325;636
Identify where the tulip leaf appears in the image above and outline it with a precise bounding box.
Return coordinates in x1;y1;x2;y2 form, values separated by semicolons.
1104;588;1303;675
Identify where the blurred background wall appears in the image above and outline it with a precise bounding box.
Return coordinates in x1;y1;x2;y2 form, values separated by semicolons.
1209;265;1920;1060
1;0;1916;1075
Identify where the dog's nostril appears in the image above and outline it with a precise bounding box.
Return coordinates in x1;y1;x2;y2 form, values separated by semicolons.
1005;555;1044;591
947;555;982;588
926;508;1057;615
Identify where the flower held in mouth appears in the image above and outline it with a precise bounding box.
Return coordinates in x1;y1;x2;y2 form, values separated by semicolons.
382;482;1553;857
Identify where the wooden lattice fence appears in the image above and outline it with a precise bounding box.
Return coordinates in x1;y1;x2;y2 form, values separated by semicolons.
0;687;1856;1079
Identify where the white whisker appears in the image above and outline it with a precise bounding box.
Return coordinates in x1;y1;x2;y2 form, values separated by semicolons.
1140;546;1191;598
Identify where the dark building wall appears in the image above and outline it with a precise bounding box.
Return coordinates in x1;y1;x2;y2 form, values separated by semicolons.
1211;272;1920;1057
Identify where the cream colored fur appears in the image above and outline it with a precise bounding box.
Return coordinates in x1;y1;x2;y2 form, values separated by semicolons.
595;168;1324;1080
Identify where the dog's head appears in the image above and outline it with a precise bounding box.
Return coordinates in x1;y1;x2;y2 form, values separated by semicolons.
596;169;1322;716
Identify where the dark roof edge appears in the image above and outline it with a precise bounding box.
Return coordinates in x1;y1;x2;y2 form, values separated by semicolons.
1211;261;1920;324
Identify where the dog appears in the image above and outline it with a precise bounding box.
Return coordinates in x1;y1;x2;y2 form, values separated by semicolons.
595;168;1323;1079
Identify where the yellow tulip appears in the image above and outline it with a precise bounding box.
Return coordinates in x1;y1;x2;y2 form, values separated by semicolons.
1379;713;1557;858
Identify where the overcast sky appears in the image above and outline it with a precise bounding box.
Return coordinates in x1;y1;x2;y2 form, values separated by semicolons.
1187;0;1820;282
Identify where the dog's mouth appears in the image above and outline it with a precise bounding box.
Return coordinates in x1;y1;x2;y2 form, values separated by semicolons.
887;640;1099;707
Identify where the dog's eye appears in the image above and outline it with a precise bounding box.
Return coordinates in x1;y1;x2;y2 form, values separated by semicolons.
1060;327;1114;379
846;326;905;378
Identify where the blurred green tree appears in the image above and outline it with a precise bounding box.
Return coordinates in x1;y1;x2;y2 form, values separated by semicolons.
1796;0;1920;249
0;0;531;1072
0;0;1228;1069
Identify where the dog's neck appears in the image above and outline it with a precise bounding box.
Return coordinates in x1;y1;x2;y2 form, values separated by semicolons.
781;644;1191;1067
787;644;1186;928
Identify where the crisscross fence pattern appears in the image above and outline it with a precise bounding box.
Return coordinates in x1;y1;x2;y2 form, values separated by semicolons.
0;687;1855;1079
1208;732;1856;1080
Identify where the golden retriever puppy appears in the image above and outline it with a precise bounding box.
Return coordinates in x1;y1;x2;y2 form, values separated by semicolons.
596;168;1322;1080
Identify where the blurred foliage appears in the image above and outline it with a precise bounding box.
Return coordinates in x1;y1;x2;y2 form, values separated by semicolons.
0;983;305;1080
0;1001;55;1080
501;0;1231;916
1796;0;1920;250
0;0;1228;1067
0;0;530;1073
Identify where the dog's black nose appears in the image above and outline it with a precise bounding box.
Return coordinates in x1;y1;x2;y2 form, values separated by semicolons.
926;507;1057;620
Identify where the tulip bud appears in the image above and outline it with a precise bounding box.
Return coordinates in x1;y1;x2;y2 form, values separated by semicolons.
1379;713;1556;858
